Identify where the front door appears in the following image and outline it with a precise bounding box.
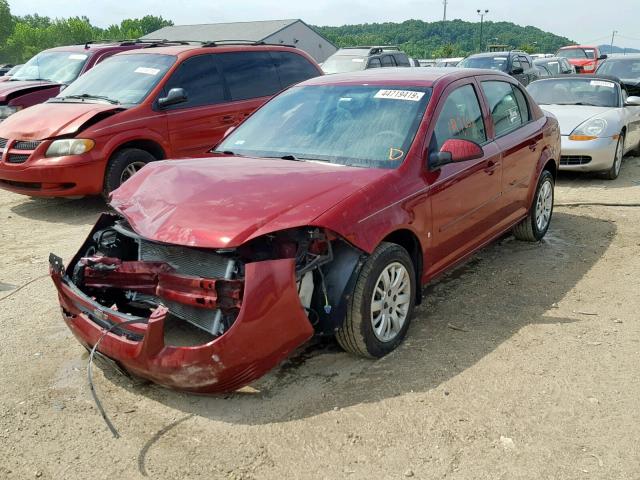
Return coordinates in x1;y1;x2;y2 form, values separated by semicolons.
426;81;503;276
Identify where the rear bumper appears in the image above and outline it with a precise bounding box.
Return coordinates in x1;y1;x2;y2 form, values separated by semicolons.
0;157;104;197
50;255;314;393
559;135;617;172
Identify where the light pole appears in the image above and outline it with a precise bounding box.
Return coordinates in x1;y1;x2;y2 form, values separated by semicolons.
610;30;617;55
477;9;489;52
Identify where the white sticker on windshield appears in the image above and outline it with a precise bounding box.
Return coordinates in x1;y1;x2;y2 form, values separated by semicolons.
591;80;614;88
375;89;425;101
68;54;88;60
352;58;365;63
135;67;160;75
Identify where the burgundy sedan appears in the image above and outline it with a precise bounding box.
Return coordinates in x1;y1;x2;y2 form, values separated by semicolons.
50;68;560;393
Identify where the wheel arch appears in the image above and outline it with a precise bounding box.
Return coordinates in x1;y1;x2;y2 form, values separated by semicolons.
109;139;166;161
381;228;424;305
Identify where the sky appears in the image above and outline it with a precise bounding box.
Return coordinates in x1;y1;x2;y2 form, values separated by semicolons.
10;0;640;50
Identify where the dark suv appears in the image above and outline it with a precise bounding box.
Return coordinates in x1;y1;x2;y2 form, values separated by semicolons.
322;46;411;74
458;51;540;86
0;41;155;122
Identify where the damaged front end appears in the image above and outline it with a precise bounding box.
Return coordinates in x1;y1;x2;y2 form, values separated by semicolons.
50;213;364;393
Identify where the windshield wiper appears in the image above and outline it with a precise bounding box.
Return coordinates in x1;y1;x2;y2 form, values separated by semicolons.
16;78;50;82
63;94;120;105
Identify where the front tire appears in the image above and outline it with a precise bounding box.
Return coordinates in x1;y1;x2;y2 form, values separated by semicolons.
103;148;155;198
513;169;554;242
604;133;624;180
336;242;416;358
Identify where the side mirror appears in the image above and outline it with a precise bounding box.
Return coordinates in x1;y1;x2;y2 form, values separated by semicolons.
598;54;608;60
625;96;640;106
428;138;484;170
511;67;524;75
158;87;187;108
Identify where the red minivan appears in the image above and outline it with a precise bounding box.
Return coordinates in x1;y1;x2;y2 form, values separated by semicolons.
0;43;322;197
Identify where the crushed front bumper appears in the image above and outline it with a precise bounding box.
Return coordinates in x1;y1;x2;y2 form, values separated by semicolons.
50;254;314;393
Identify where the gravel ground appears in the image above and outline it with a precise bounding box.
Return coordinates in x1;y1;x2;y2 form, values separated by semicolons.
1;156;639;479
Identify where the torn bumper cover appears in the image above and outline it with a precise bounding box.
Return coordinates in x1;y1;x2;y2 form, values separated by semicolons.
50;254;314;393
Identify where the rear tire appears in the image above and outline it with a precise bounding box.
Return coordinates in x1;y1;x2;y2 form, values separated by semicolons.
103;148;155;198
513;169;554;242
336;242;416;358
604;133;624;180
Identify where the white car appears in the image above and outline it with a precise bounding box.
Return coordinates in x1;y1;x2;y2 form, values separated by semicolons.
527;75;640;179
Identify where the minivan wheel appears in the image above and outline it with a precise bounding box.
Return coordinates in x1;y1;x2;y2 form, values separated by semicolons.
513;169;554;242
103;148;156;198
336;242;416;359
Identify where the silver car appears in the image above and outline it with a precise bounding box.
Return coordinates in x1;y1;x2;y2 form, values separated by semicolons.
527;75;640;179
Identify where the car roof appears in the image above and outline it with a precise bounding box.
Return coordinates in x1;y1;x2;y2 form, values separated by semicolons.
558;45;597;49
533;56;565;63
605;54;640;60
43;42;146;54
466;51;520;58
531;73;621;84
115;43;304;58
299;67;509;87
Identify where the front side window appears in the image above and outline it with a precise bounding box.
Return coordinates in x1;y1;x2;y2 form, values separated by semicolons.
56;53;175;105
11;51;89;84
381;56;396;67
218;51;281;101
519;56;532;69
482;81;525;136
162;54;225;108
368;58;382;69
217;85;432;169
431;84;486;151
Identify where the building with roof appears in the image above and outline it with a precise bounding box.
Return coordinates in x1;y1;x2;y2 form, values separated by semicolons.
142;19;337;63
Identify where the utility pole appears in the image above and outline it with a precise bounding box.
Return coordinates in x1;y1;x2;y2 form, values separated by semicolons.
443;0;448;22
610;30;617;55
477;9;489;52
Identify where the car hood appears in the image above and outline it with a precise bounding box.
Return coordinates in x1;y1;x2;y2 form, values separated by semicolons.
565;58;595;67
539;104;613;135
0;80;60;102
110;156;390;249
0;101;122;140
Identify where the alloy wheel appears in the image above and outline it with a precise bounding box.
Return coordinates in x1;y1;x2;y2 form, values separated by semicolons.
120;161;147;184
535;179;553;231
370;262;411;342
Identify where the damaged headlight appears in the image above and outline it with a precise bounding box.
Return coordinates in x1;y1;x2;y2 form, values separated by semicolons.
45;138;95;157
0;105;21;120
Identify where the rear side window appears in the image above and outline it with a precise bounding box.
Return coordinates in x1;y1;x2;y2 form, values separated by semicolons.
481;81;526;136
367;58;382;69
381;55;396;67
219;52;281;101
431;84;486;151
519;56;532;69
512;86;530;122
394;53;411;67
163;54;225;108
270;51;319;88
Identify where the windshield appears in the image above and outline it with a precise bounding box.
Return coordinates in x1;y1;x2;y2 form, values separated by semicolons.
57;54;175;105
557;48;595;60
11;51;89;83
322;55;367;74
597;59;640;78
458;56;508;71
527;79;619;107
217;85;432;169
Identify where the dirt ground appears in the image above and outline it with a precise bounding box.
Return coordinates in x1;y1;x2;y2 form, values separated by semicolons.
1;157;639;480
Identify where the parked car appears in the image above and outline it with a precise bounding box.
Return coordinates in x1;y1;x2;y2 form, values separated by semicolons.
527;75;640;179
0;43;322;198
50;68;559;393
458;51;540;85
435;57;464;67
556;45;607;74
596;54;640;96
0;64;14;76
321;46;411;74
533;57;575;76
0;64;21;82
0;41;155;122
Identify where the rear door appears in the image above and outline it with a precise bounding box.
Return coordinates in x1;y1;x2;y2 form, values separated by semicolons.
161;54;233;157
479;77;542;222
381;55;396;68
426;80;503;275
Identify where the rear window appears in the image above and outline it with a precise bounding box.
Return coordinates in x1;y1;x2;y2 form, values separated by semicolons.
218;52;281;101
458;56;508;72
322;55;367;74
270;51;320;88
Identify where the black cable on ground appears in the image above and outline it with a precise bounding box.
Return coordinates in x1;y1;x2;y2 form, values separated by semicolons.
0;274;49;303
88;318;148;438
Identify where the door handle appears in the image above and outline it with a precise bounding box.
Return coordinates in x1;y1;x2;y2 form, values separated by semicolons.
222;115;235;124
529;141;539;151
